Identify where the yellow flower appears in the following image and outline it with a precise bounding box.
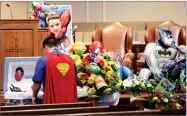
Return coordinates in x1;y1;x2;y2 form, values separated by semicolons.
163;98;168;103
88;76;95;85
118;79;122;83
76;59;82;67
103;88;112;94
103;60;108;67
106;71;113;78
170;94;173;97
77;73;83;79
109;61;115;66
98;56;104;60
114;63;120;70
115;83;122;89
88;87;96;95
83;53;89;59
81;80;87;84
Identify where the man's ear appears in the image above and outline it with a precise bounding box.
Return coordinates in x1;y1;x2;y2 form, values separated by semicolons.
43;46;48;50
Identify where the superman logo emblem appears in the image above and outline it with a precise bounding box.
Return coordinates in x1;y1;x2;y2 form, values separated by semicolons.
56;63;70;76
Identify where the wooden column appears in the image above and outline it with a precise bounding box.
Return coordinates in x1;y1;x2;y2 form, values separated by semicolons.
38;28;48;56
0;19;39;91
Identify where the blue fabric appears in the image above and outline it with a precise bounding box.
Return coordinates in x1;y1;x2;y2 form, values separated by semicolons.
32;49;77;90
32;56;46;88
116;60;133;80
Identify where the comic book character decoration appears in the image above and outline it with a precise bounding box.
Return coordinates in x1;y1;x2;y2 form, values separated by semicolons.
139;27;186;92
29;2;73;54
45;7;72;54
89;41;104;54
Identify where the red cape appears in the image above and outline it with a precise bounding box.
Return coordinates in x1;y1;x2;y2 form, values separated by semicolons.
44;53;78;104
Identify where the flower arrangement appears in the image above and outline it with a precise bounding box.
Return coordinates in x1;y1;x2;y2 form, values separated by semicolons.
76;51;123;96
148;89;186;109
71;42;123;96
147;73;186;109
121;75;147;97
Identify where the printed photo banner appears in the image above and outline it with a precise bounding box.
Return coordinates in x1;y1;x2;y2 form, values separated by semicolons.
29;2;73;53
39;5;72;35
40;5;73;52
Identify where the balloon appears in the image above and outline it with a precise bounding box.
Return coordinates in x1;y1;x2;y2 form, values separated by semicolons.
72;42;87;56
89;41;103;53
89;63;101;75
69;54;82;66
116;60;123;80
122;66;133;79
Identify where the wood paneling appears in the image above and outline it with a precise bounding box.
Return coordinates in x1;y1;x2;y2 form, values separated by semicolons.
38;28;48;56
0;19;39;90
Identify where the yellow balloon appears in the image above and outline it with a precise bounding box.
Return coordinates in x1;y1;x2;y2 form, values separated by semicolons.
72;42;87;55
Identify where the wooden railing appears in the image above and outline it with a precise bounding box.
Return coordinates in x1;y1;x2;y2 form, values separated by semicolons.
1;104;140;115
60;109;186;115
1;102;93;111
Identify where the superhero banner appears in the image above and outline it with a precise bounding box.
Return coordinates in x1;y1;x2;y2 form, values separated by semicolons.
29;3;73;52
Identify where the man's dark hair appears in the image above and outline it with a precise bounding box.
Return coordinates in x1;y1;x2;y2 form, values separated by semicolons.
42;36;58;48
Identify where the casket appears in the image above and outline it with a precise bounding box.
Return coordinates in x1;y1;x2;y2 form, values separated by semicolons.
3;57;88;105
3;57;44;105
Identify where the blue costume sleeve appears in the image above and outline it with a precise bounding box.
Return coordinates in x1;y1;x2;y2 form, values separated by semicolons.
32;56;46;84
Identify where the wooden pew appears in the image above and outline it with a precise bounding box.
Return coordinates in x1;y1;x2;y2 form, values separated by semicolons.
65;110;162;115
1;102;93;111
65;108;186;115
1;104;139;115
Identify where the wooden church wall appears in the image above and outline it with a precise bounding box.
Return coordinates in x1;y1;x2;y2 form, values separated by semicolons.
0;19;39;90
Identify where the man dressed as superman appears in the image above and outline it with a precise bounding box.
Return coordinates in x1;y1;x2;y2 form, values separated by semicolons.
32;36;78;104
44;7;72;54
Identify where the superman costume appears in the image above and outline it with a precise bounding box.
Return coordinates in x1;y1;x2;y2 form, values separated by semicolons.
33;49;78;104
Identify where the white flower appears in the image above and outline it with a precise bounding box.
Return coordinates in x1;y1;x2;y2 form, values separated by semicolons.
134;80;140;85
123;79;132;89
163;98;168;103
153;96;158;100
140;82;145;87
147;83;152;88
